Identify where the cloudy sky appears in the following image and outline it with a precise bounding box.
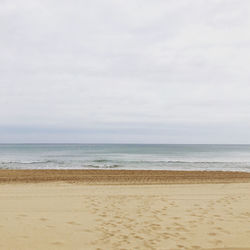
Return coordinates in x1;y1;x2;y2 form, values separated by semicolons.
1;0;250;143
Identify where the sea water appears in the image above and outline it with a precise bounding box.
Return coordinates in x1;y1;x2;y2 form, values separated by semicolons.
0;144;250;172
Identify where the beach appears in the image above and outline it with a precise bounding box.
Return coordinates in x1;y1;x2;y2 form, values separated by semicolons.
0;170;250;250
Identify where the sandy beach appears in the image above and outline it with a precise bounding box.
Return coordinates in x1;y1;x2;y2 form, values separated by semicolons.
1;170;250;250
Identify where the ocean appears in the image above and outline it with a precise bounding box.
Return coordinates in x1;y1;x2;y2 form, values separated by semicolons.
0;144;250;172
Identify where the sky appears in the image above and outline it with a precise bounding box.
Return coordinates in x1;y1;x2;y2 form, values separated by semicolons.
1;0;250;143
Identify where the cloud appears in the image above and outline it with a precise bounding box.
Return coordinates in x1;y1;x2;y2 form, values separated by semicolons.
1;0;250;142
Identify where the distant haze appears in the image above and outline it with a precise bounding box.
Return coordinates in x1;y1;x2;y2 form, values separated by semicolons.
1;0;250;143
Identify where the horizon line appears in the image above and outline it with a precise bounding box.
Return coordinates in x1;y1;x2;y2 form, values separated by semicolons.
1;143;250;145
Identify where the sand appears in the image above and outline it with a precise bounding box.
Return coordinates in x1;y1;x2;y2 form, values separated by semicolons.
0;170;250;250
1;169;250;184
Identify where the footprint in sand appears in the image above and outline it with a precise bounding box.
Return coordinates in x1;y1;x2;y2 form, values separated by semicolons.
172;216;181;220
179;236;186;240
21;235;29;239
208;232;217;236
209;239;223;246
46;225;54;228
191;245;201;249
67;221;81;226
51;241;64;246
18;214;27;217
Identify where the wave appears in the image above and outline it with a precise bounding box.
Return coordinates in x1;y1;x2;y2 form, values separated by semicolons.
0;160;64;165
86;164;121;169
161;161;249;164
1;159;249;165
92;159;250;164
93;159;110;163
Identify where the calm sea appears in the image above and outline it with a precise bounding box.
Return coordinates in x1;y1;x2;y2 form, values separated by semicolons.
0;144;250;172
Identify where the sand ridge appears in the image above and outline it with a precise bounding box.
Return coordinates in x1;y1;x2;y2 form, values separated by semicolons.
1;169;250;184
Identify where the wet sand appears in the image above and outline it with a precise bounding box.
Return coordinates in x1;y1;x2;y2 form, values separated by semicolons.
0;170;250;250
1;169;250;184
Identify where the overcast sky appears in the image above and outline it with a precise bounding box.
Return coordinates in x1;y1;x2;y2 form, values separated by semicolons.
1;0;250;143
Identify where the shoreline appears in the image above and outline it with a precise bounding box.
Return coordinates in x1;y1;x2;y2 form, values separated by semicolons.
1;169;250;184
